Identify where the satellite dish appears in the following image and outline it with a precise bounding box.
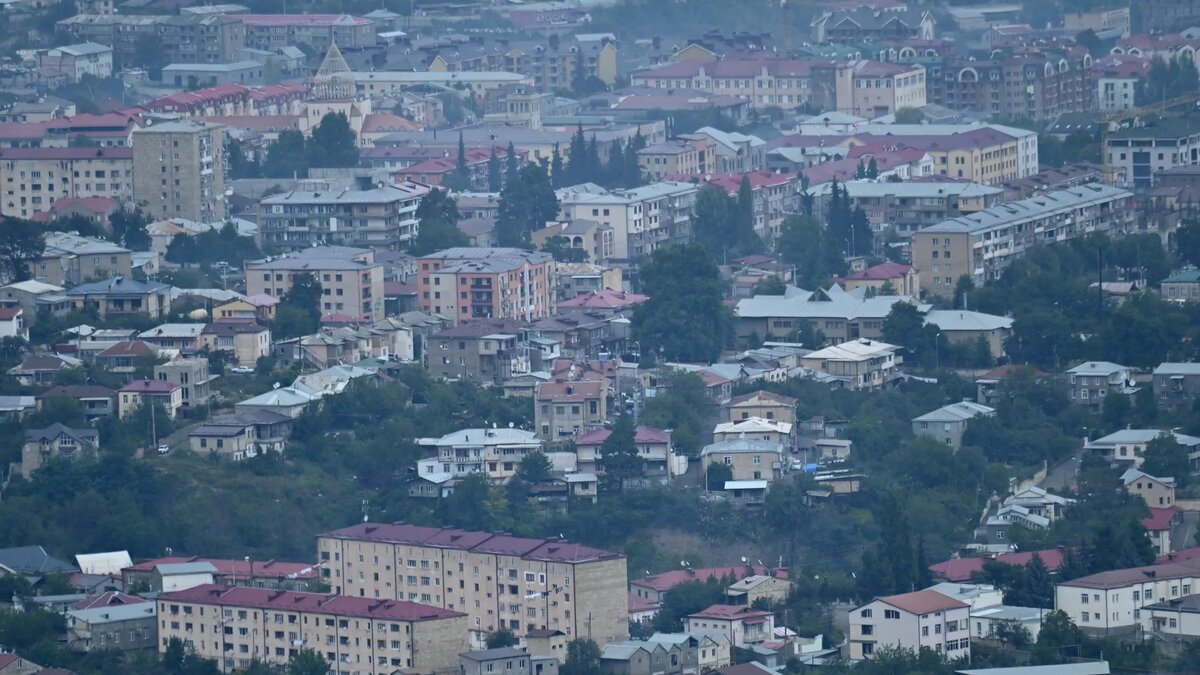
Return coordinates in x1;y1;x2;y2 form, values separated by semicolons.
508;422;514;428
680;561;687;567
740;556;747;563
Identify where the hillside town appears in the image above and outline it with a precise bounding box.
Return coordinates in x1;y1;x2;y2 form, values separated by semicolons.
5;0;1200;674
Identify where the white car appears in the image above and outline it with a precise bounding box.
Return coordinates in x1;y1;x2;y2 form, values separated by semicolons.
230;366;255;374
157;444;170;455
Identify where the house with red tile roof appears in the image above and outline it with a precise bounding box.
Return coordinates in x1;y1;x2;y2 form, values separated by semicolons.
849;589;970;660
684;604;775;646
557;289;647;315
928;548;1066;582
1143;506;1181;557
575;426;676;483
534;379;605;442
630;565;782;603
0;653;42;674
122;556;317;591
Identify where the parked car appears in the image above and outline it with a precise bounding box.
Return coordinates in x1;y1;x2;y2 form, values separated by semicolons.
230;366;255;374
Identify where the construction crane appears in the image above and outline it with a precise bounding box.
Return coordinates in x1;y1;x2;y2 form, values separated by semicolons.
1100;92;1200;185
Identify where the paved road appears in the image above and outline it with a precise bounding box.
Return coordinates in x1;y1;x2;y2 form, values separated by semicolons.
1040;451;1081;493
1173;510;1199;553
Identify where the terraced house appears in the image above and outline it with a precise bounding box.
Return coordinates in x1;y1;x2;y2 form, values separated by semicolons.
315;524;628;648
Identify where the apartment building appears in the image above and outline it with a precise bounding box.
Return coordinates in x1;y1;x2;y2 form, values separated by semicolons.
154;357;217;409
1066;361;1136;410
257;182;429;253
117;379;183;419
315;523;629;647
818;180;1003;239
699;438;784;482
534;380;605;442
849;60;928;118
156;584;468;673
940;48;1093;121
415;427;543;481
912;401;995;450
427;319;531;383
682;605;775;647
1056;560;1200;637
1153;363;1200;411
810;7;936;44
735;284;913;344
34;232;132;286
1134;0;1200;33
131;120;227;223
682;172;798;243
417;248;555;324
423;34;618;90
1106;118;1200;190
911;183;1132;297
848;590;970;660
1065;8;1130;37
38;42;113;82
234;14;377;51
0;146;132;219
557;182;697;259
245;246;386;322
1092;55;1149;113
56;14;245;66
637;139;716;181
799;338;902;390
1084;429;1200;469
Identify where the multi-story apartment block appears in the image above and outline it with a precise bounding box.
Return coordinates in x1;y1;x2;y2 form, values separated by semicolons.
1092;55;1148;113
810;8;936;44
679;128;766;174
534;379;607;443
257;182;429;252
417;248;555;324
38;42;113;83
911;183;1132;296
424;34;618;90
817;180;1003;239
1106;118;1200;190
154;357;217;409
557;182;697;259
426;319;531;383
1056;560;1200;637
940;48;1093;121
245;246;385;322
131;120;227;223
851;123;1041;182
1066;361;1136;411
849;60;928;118
234;14;376;51
1065;8;1131;38
33;232;132;286
684;172;798;243
0;147;132;219
1153;363;1200;411
315;523;629;647
156;584;468;673
1133;1;1200;35
56;14;245;66
638;139;716;181
848;590;970;660
415;427;542;482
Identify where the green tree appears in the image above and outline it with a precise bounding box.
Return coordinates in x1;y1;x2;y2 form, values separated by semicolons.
893;107;924;124
542;235;589;262
562;639;602;675
734;175;764;252
517;451;552;484
308;112;360;168
777;214;845;289
882;301;942;368
287;649;330;675
691;186;736;260
108;206;152;251
866;157;879;179
132;33;167;72
486;628;518;648
1176;220;1200;268
785;319;826;347
505;142;518;182
1031;610;1086;665
600;412;642;491
271;273;323;339
1142;434;1191;488
410;188;467;255
706;461;732;490
226;138;261;179
0;217;45;282
263;129;310;178
49;212;104;238
1006;553;1054;608
488;148;503;192
495;163;559;247
639;370;709;456
633;244;730;362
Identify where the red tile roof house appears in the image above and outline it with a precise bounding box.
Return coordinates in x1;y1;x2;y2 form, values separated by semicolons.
928;548;1066;582
557;289;648;316
848;589;970;660
683;604;776;646
122;556;318;592
575;426;675;484
117;379;183;419
630;565;784;603
1143;506;1182;557
837;262;919;296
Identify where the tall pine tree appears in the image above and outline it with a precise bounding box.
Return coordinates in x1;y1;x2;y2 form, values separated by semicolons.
487;147;502;192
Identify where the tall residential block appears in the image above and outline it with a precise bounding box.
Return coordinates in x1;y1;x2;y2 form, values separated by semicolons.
132;120;227;223
316;523;628;648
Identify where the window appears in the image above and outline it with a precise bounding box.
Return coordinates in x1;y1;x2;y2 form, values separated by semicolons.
861;609;872;618
884;609;900;619
860;624;873;636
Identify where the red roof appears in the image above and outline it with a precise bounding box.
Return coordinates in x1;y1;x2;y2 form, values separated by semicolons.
119;379;179;394
1158;547;1200;564
638;59;819;79
844;262;912;281
361;113;419;134
235;13;372;25
160;584;464;621
575;426;671;447
0;307;21;320
49;196;117;215
631;565;772;592
74;591;147;610
98;341;155;358
0;147;132;161
1092;55;1150;79
928;549;1066;582
1143;506;1180;532
670;171;798;196
0;656;19;670
558;289;648;310
877;589;968;615
124;556;318;580
629;593;661;614
688;604;773;620
320;523;622;563
535;380;604;402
